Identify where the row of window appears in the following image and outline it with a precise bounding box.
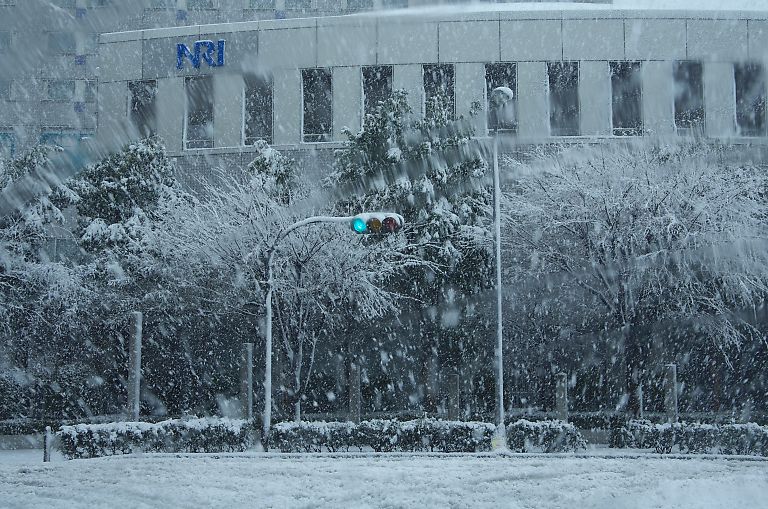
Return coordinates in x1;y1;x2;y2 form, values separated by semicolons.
0;80;97;103
127;60;768;150
41;0;403;10
0;130;94;160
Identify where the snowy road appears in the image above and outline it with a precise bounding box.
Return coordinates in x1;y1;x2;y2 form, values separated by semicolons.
1;452;766;508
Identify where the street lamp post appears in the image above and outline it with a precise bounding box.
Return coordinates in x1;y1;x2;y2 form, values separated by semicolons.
259;213;404;449
489;86;514;448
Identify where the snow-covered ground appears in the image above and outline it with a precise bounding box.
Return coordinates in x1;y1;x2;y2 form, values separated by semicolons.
1;451;766;508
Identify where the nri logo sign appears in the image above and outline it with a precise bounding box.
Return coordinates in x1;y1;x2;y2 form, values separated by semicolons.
176;39;226;70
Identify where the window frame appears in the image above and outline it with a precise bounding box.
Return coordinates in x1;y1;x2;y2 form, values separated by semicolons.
242;73;274;146
547;61;580;137
673;60;706;136
422;63;456;121
734;62;767;138
183;75;215;150
361;65;394;125
301;68;334;144
610;61;644;137
485;62;518;134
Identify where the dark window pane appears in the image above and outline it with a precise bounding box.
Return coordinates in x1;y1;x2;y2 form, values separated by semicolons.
187;0;214;9
610;61;643;136
674;61;705;134
302;68;333;142
47;80;75;101
362;65;393;119
548;62;579;136
244;74;273;145
423;64;455;121
185;76;214;149
285;0;310;10
48;32;76;54
348;0;373;10
735;63;766;137
485;62;517;132
129;80;157;138
249;0;275;8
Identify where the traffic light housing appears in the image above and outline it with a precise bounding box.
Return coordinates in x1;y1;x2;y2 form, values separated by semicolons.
350;213;404;234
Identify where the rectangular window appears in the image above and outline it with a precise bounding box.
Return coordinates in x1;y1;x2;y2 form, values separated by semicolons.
0;81;9;101
48;32;76;55
149;0;174;7
674;61;705;134
610;61;643;136
129;80;157;138
249;0;275;7
84;80;97;103
735;63;766;137
548;62;579;136
47;80;75;101
40;131;81;149
244;74;273;145
187;0;215;9
302;68;332;143
0;133;14;160
485;62;517;133
185;76;214;149
0;31;10;51
423;64;455;120
285;0;310;10
362;65;393;119
348;0;374;9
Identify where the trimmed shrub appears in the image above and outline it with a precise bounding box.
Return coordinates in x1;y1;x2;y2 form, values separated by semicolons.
506;419;587;453
57;417;255;459
271;419;497;453
610;420;768;457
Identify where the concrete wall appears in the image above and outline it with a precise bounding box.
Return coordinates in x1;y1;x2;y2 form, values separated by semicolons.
92;9;768;163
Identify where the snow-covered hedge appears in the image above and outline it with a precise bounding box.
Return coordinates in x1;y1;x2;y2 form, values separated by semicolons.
57;417;255;459
270;419;586;453
610;420;768;456
506;419;587;453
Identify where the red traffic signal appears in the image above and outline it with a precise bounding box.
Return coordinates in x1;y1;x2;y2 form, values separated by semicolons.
351;213;404;234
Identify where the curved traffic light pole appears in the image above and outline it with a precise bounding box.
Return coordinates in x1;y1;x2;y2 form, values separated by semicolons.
261;213;404;448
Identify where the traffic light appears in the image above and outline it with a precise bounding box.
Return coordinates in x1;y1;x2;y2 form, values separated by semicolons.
350;213;404;234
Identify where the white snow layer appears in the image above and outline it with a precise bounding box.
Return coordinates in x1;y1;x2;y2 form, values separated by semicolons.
367;0;768;15
0;453;766;508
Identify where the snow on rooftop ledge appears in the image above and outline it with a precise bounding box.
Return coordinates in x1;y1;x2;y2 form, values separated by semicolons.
361;0;768;15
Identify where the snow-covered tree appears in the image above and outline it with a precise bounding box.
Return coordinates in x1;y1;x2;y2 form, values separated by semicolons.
150;141;411;420
502;142;768;417
328;90;493;412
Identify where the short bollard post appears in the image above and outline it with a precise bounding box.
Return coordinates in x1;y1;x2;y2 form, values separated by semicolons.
43;426;52;463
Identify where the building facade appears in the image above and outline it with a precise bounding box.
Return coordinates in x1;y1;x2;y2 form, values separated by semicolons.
0;0;455;159
93;5;768;178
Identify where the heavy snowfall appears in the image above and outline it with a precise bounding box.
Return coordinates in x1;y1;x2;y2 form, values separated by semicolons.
2;0;768;508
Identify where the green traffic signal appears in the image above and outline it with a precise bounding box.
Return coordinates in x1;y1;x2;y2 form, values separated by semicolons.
352;217;367;233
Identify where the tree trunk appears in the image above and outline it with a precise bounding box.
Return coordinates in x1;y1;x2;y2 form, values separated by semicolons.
624;327;643;419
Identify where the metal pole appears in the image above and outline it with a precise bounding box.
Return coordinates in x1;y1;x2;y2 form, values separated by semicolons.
262;251;274;448
555;373;568;422
493;127;505;436
664;364;678;423
127;311;143;421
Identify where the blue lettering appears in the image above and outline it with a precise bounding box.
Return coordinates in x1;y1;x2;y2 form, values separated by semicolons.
176;39;226;70
217;39;226;67
176;43;199;70
196;40;216;68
